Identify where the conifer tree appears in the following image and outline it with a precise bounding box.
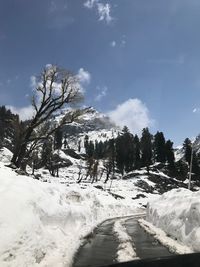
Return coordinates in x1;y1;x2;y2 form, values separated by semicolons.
192;152;200;176
133;134;141;169
122;126;134;172
165;140;175;166
87;141;94;158
183;138;192;165
153;131;166;163
141;128;152;173
115;133;125;175
115;126;135;175
95;140;104;159
0;106;20;151
84;135;89;154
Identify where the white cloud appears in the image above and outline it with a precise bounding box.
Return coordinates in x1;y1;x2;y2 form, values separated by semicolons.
77;68;91;85
76;68;91;93
95;86;108;101
108;98;154;135
84;0;98;9
110;40;116;47
84;0;113;24
193;107;200;113
7;105;35;121
30;75;37;89
97;3;112;23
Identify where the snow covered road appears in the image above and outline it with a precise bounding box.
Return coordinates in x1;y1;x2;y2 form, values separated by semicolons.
73;215;172;267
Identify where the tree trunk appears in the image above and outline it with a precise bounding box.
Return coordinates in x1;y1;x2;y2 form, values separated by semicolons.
11;127;33;168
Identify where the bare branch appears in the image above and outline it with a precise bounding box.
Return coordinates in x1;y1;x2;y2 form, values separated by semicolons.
11;65;86;169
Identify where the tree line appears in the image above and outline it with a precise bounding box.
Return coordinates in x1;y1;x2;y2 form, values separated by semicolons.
83;126;200;181
0;106;199;181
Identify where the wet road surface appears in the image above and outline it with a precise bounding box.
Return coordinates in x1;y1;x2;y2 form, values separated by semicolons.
125;218;171;259
73;218;118;267
73;215;172;267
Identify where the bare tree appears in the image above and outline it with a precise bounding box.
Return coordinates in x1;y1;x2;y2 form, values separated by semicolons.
103;159;112;183
91;160;99;183
11;65;86;170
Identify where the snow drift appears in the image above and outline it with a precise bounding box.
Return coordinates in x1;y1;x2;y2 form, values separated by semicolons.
0;163;137;267
146;188;200;252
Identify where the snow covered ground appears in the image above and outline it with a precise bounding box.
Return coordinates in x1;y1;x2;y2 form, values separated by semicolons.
0;162;141;267
0;146;193;266
146;188;200;253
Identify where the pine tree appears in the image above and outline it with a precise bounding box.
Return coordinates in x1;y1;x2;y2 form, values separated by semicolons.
115;126;135;174
94;140;98;158
115;133;125;175
133;134;141;169
183;138;192;165
108;138;115;173
0;106;20;151
94;140;104;159
165;140;175;166
192;152;200;176
122;126;134;172
86;141;94;158
165;139;175;175
84;135;89;155
153;131;166;163
175;160;188;180
141;128;152;173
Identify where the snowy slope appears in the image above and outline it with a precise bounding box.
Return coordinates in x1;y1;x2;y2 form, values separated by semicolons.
174;146;184;162
0;162;139;267
146;188;200;252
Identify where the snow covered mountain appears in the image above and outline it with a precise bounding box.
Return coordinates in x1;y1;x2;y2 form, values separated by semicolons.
175;134;200;162
57;107;120;151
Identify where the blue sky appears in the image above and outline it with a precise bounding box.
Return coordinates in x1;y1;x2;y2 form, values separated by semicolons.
1;0;200;145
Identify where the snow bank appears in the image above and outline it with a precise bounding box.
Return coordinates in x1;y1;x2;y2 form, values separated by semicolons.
0;148;13;164
146;188;200;252
139;219;192;254
0;163;137;267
